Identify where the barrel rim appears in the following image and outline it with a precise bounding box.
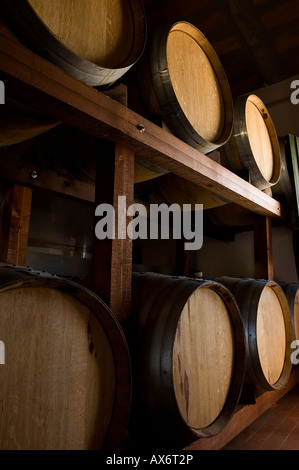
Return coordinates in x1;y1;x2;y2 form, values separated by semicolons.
252;281;292;390
0;98;61;147
279;282;299;350
150;21;234;154
233;94;281;189
1;0;147;86
0;262;132;450
272;135;298;216
132;273;246;441
215;277;293;392
176;280;246;438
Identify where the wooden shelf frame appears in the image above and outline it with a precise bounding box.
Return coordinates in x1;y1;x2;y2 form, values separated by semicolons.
0;24;296;451
0;29;283;220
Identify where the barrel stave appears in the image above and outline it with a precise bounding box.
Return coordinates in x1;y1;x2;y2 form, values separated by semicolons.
215;276;293;394
0;263;131;450
131;272;245;446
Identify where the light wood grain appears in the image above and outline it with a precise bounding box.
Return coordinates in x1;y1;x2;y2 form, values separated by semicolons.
28;0;135;68
245;96;274;182
173;287;234;430
0;285;116;450
257;285;286;385
223;94;281;190
167;28;224;143
185;368;299;450
134;160;169;183
148;21;233;153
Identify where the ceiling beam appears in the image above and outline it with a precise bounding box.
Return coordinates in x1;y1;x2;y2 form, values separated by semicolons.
227;0;283;86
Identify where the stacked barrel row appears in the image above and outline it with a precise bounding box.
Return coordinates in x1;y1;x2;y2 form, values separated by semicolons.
0;0;297;453
2;1;296;230
129;272;298;449
0;264;298;450
0;0;285;213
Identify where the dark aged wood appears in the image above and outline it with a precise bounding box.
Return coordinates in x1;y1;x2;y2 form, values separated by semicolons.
91;84;134;330
0;145;95;203
227;0;282;85
92;143;134;330
254;215;274;280
0;183;32;265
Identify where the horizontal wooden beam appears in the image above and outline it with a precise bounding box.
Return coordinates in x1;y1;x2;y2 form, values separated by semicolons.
0;146;95;203
0;29;283;218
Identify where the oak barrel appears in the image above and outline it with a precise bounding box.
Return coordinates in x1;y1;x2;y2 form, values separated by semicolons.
135;150;230;211
136;172;229;210
137;21;233;154
273;135;299;227
0;100;60;147
272;136;294;207
221;94;281;190
1;0;146;86
134;157;169;184
131;272;245;445
279;282;299;367
215;277;293;393
0;263;131;450
204;203;255;228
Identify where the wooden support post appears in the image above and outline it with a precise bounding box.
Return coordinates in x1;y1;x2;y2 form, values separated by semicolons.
92;141;134;330
254;214;273;280
0;183;32;265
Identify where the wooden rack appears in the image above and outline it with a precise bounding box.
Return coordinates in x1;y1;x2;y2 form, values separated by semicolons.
0;23;297;450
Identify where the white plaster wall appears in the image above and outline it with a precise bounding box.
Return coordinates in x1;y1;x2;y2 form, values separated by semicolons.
191;226;298;283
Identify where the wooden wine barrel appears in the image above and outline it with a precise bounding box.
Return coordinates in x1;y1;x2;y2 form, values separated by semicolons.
137;172;229;210
272;136;294;207
131;272;245;445
135;150;230;210
273;135;299;227
137;21;233;154
204;203;255;228
0;263;131;450
0;100;60;147
221;94;281;190
134;157;169;184
215;277;293;393
1;0;146;86
279;282;299;367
